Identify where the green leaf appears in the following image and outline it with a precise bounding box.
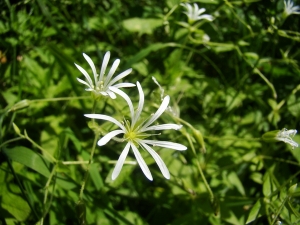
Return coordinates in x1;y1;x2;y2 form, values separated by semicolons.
0;183;31;221
227;171;246;196
3;146;51;178
123;18;163;35
246;199;262;224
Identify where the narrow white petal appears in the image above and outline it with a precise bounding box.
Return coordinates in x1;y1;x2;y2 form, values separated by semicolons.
107;90;117;99
76;78;92;89
113;83;136;88
109;87;134;120
130;142;153;181
112;142;130;180
141;95;170;130
197;15;213;21
197;7;206;15
74;63;94;87
106;68;132;87
83;53;98;85
104;59;120;87
98;130;124;146
100;91;109;96
142;140;187;151
132;82;144;128
140;142;170;179
84;114;126;131
99;51;110;82
140;124;182;132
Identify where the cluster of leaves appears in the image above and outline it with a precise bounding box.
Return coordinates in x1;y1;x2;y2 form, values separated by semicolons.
1;0;300;224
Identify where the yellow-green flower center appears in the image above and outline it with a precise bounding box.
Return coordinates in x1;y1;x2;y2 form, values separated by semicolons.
125;131;137;141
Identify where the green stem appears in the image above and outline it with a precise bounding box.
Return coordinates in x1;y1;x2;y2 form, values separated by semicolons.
30;96;90;103
0;137;24;148
62;160;90;165
40;164;57;225
186;134;214;202
79;133;99;200
79;99;99;200
24;131;57;163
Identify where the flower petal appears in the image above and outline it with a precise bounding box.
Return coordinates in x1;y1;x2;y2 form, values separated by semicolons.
113;83;136;88
140;124;182;132
142;140;187;151
99;51;110;82
132;82;144;128
83;53;98;85
98;130;124;146
106;68;132;87
130;142;153;181
104;59;120;87
197;15;214;21
74;63;93;88
84;114;126;131
109;87;135;120
141;95;170;130
107;90;117;99
76;78;92;89
112;142;130;180
140;142;170;179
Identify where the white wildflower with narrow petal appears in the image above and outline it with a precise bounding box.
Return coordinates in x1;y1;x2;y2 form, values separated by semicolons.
284;0;300;17
75;52;134;99
181;3;213;23
85;82;187;180
276;128;298;149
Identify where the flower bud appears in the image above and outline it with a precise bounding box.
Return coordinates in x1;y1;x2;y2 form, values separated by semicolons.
9;99;30;112
262;128;298;149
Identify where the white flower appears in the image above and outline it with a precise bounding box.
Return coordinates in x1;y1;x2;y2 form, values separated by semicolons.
75;52;134;99
276;128;298;149
85;82;187;181
284;0;300;17
180;3;213;23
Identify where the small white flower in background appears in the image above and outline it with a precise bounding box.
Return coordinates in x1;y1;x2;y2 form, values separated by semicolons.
85;82;187;181
276;128;298;149
180;3;213;23
75;52;134;99
283;0;300;17
262;128;298;149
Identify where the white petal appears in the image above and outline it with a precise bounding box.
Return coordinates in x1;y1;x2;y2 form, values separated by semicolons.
141;95;170;130
113;83;136;88
104;59;120;87
130;142;153;181
112;142;130;180
98;130;124;146
109;87;134;120
84;114;126;131
76;78;92;89
74;63;93;87
132;82;144;128
142;140;187;151
107;90;117;99
140;142;170;179
99;51;110;82
197;15;214;21
83;53;98;85
140;124;182;132
106;68;132;87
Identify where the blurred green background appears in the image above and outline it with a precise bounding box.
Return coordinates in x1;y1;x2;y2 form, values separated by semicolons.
1;0;300;224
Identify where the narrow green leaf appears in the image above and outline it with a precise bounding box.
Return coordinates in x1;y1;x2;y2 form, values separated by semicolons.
3;146;51;178
246;199;262;224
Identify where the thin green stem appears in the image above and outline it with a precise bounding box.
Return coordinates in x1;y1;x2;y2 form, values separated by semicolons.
30;96;90;103
24;131;57;163
0;137;24;148
79;99;99;200
186;134;214;203
40;164;57;225
61;160;90;165
79;133;99;200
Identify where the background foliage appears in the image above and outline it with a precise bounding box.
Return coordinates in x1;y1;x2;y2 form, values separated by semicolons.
1;0;300;224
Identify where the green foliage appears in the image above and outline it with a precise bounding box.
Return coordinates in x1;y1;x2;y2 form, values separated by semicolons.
1;0;300;224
